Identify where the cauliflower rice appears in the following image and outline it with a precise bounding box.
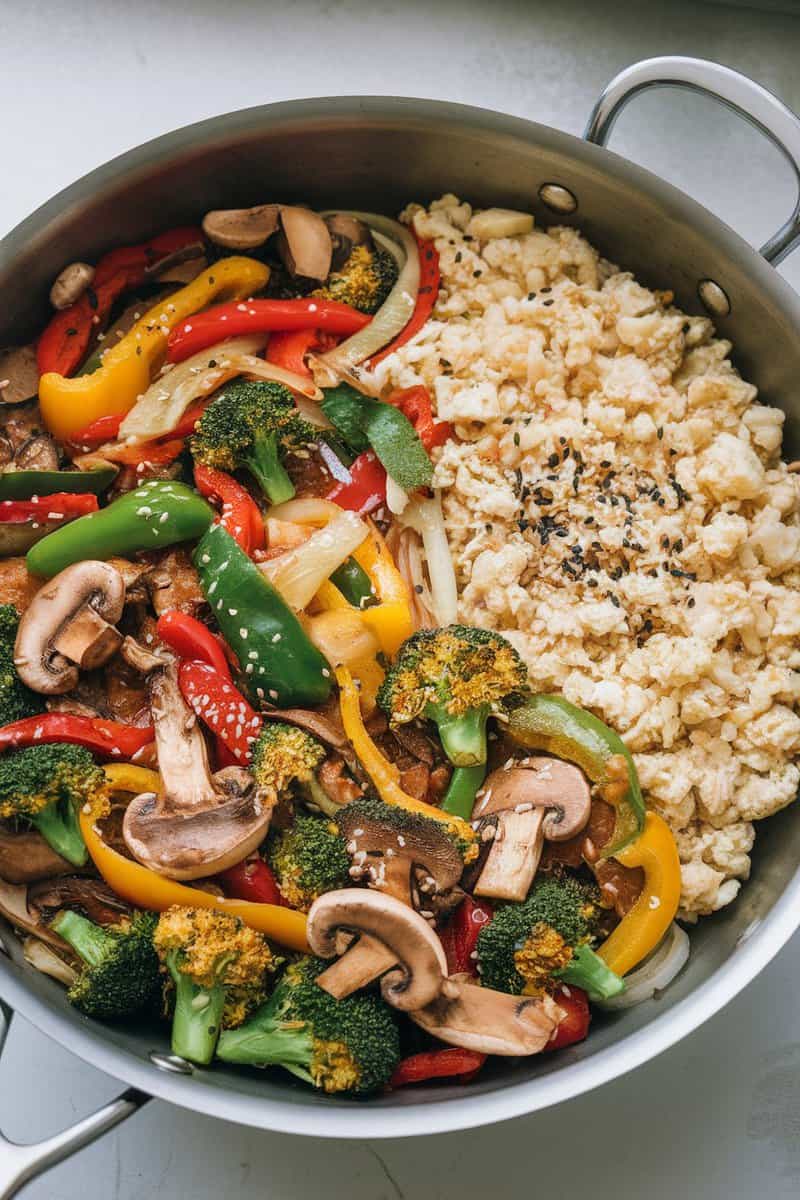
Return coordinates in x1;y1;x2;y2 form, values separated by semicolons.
376;194;800;920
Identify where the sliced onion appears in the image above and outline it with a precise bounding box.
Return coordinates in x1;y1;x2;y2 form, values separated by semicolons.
596;922;690;1010
307;609;379;668
259;509;369;610
23;936;78;986
316;212;420;371
391;524;437;630
119;335;267;441
236;354;323;402
398;490;458;626
266;497;343;526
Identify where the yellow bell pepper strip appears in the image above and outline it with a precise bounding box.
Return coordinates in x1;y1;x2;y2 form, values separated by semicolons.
351;519;414;657
596;811;681;977
38;257;271;441
81;764;309;952
335;665;476;857
312;582;385;715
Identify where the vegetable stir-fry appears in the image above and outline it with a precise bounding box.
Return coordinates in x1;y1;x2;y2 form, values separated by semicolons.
0;201;684;1098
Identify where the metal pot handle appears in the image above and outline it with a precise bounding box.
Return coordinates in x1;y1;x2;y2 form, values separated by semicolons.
0;998;148;1200
584;55;800;265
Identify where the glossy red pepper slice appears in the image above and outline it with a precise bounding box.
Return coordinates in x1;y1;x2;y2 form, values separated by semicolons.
218;858;284;906
439;895;494;977
389;1048;487;1088
325;450;386;515
370;236;440;366
193;464;265;556
97;439;186;469
266;328;340;378
156;611;232;681
178;660;263;764
37;226;203;377
167;299;370;364
71;399;208;452
546;985;591;1052
386;385;452;451
0;714;154;759
0;493;99;524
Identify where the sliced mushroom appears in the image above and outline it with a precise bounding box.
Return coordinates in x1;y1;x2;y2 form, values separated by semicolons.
0;437;14;468
29;876;129;927
307;889;447;1011
409;973;563;1056
144;239;205;279
0;826;74;884
15;561;126;694
13;433;59;472
0;345;39;406
261;707;347;749
277;207;332;283
336;804;463;913
50;261;95;310
325;214;373;271
202;204;280;250
23;936;78;986
0;877;74;955
472;757;591;902
123;664;271;879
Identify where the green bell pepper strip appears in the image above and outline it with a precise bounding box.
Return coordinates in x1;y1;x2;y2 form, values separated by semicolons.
441;764;487;821
506;693;645;856
193;524;332;708
25;480;214;577
329;557;377;609
321;384;433;491
0;466;117;501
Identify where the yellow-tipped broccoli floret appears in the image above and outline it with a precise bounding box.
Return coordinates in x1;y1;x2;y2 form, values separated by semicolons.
313;244;398;315
250;721;330;811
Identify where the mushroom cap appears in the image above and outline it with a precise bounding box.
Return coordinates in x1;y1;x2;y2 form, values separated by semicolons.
474;757;591;841
410;975;563;1056
122;768;271;880
202;205;280;250
277;207;333;283
307;889;447;1011
0;345;39;406
14;560;126;694
336;803;463;906
324;214;373;270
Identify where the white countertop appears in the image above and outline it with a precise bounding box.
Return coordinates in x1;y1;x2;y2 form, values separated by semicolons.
1;1;800;1197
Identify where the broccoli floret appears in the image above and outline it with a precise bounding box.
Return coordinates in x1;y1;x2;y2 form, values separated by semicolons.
476;875;624;1002
0;604;44;726
266;814;350;912
313;244;398;315
0;743;108;865
153;906;280;1065
250;721;331;808
191;380;317;505
377;625;527;767
217;956;400;1095
51;909;160;1019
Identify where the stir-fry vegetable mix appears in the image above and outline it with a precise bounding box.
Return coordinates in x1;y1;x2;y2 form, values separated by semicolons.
0;203;684;1097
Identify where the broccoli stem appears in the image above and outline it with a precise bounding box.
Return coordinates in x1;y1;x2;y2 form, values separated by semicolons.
167;950;226;1065
301;776;340;819
426;701;490;767
557;944;625;1002
217;1006;314;1082
51;910;112;967
441;764;487;820
32;799;88;867
246;431;296;506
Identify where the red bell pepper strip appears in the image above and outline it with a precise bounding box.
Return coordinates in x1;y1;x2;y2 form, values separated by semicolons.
70;399;209;452
325;451;386;515
389;1048;487;1088
178;660;263;764
0;714;154;759
193;464;265;557
156;610;232;682
218;858;284;906
439;895;493;978
546;985;591;1052
386;385;452;451
37;227;204;377
0;493;99;524
370;237;440;366
96;439;186;469
266;329;340;378
167;299;370;364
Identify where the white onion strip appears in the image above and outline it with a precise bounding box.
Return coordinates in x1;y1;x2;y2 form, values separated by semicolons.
259;510;369;610
317;212;420;372
596;922;690;1010
398;490;458;626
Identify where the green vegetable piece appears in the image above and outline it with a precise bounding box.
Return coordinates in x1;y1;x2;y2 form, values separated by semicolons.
441;763;486;820
26;480;214;577
329;556;377;608
193;524;332;708
0;743;107;866
266;813;350;912
321;384;433;491
507;694;645;855
0;466;118;501
558;943;625;1002
0;604;44;726
52;909;161;1019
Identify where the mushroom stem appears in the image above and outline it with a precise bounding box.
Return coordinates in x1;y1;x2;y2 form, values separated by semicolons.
148;667;219;812
474;809;545;903
52;604;122;670
315;933;398;1000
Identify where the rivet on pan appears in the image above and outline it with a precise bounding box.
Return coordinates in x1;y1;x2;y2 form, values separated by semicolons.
697;279;731;317
149;1051;194;1075
538;183;578;215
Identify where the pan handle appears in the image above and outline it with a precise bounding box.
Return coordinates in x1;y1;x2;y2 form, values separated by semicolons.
0;998;148;1200
584;55;800;265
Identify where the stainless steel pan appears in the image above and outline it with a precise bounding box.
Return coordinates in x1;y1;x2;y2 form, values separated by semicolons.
2;55;800;1199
